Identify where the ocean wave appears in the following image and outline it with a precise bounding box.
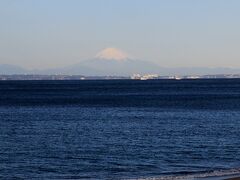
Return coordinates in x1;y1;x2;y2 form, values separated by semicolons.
131;168;240;180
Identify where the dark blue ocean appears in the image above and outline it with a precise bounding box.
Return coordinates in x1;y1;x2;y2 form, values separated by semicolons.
0;79;240;179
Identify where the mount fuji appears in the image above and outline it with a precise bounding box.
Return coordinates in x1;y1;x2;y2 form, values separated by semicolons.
43;48;161;76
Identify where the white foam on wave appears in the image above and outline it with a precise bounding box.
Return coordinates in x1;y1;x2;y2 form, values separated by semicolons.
129;168;240;180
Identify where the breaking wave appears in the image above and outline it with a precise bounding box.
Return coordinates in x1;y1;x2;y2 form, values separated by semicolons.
132;168;240;180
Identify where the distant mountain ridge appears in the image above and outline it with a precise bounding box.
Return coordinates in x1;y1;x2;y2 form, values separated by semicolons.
33;58;160;76
0;64;28;74
1;62;240;76
1;48;240;76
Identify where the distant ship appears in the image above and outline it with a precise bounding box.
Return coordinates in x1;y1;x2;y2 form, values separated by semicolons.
131;74;159;80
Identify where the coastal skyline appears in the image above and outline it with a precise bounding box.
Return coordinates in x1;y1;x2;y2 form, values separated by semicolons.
1;0;240;70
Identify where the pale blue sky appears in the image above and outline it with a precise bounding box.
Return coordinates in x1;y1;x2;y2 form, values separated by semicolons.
0;0;240;69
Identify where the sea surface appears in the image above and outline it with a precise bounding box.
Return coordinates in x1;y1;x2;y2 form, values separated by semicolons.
0;79;240;179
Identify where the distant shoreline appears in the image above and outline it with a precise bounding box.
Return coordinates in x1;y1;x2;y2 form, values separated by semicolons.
0;74;240;81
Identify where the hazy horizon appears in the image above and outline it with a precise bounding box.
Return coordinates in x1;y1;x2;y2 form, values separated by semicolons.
1;0;240;70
